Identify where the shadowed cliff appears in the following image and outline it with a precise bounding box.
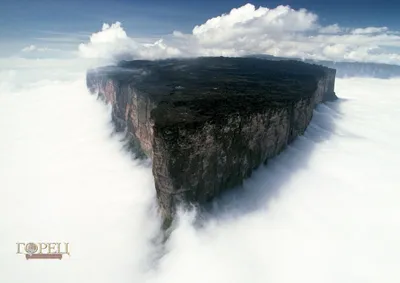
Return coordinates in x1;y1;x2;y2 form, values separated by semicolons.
86;57;337;224
197;99;342;226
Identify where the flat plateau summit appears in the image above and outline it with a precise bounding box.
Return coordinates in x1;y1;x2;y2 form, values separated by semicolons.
86;57;337;223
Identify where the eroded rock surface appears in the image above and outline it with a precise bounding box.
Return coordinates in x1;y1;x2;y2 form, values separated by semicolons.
86;57;337;221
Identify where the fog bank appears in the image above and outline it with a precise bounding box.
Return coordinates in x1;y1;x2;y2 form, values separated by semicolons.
0;73;399;283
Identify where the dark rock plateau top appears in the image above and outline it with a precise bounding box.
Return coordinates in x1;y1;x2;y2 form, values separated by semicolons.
86;57;337;224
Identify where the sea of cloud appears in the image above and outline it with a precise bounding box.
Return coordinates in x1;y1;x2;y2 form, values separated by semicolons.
1;3;400;283
1;62;399;283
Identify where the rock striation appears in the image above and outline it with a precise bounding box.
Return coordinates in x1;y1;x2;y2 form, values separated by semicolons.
86;57;337;222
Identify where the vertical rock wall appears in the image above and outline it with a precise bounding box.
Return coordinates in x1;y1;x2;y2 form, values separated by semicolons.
87;63;336;221
151;72;336;218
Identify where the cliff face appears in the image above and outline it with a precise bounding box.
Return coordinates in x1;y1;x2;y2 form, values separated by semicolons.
87;57;337;220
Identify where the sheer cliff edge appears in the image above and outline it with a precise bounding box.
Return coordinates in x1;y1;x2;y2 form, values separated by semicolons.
86;57;337;221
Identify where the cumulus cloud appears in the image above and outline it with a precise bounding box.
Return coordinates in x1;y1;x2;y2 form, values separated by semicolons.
78;22;181;62
78;4;400;65
192;4;318;45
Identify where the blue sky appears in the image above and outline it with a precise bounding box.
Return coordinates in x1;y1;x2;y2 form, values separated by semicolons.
1;0;399;38
1;0;400;64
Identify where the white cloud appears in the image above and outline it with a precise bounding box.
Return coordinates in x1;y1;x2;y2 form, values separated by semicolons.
2;73;400;283
322;44;350;58
22;45;37;52
78;4;400;65
351;26;388;34
21;45;51;53
192;4;318;45
319;24;341;34
0;76;159;283
78;22;181;62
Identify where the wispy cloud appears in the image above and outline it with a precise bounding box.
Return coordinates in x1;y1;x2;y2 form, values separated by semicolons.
21;45;50;52
319;24;342;34
36;30;91;37
35;36;87;43
351;26;389;34
32;31;92;47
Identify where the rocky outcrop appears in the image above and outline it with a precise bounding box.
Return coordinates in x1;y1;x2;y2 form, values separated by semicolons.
86;57;337;222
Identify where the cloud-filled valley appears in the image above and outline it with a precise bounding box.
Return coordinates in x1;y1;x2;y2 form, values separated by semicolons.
1;64;400;283
1;2;400;283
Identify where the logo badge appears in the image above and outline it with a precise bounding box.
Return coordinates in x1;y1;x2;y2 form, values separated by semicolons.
17;242;70;260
